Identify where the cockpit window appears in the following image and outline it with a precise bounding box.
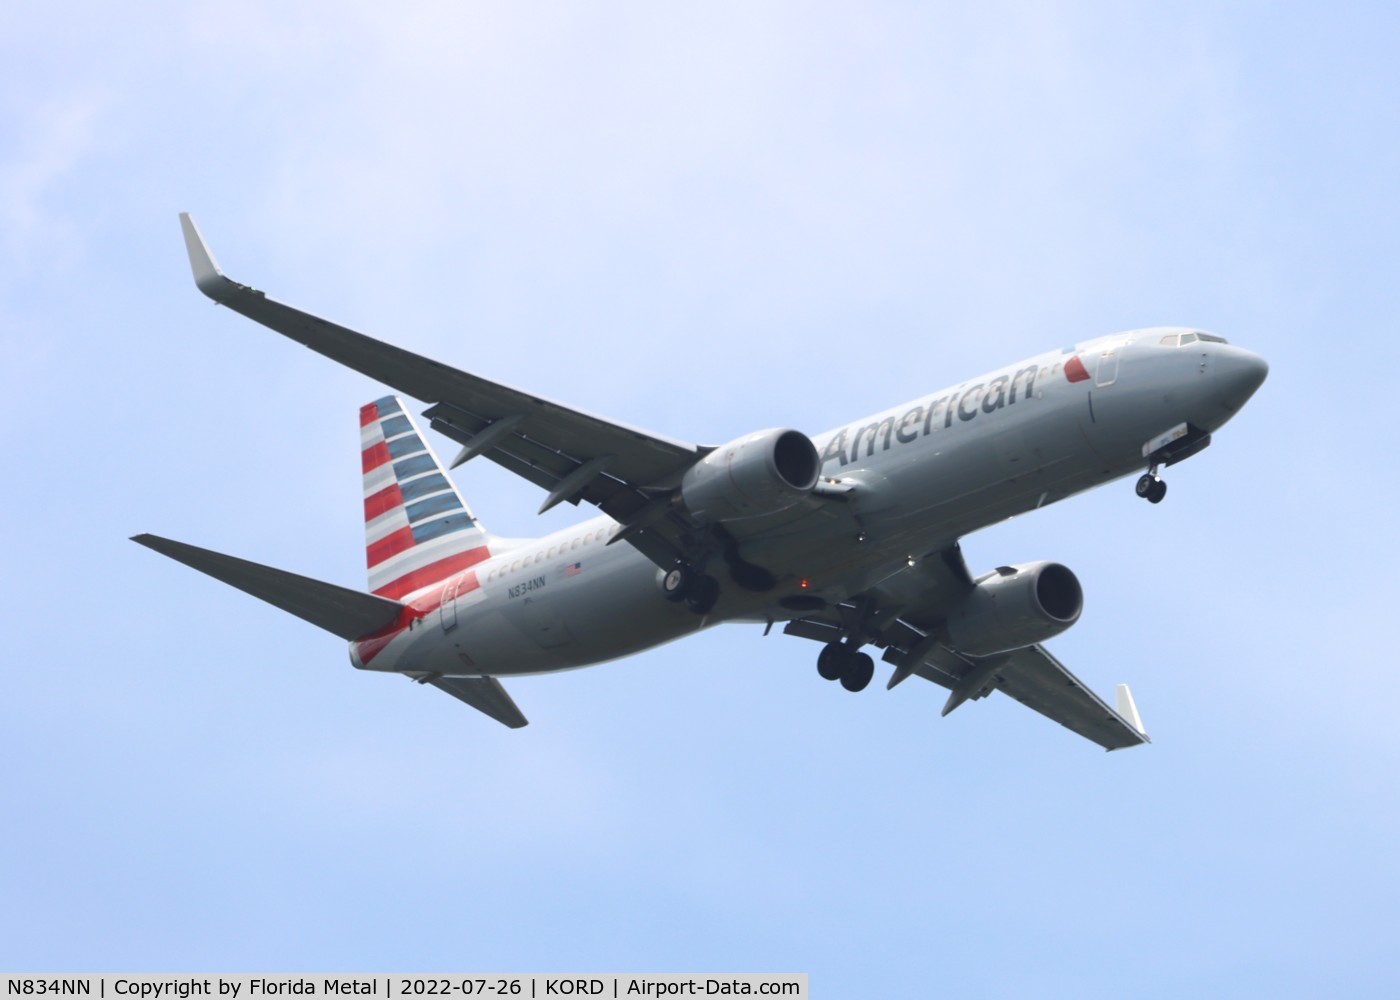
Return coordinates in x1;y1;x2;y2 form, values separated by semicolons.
1161;331;1232;348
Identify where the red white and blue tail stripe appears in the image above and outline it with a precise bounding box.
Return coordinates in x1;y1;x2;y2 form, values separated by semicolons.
360;395;491;600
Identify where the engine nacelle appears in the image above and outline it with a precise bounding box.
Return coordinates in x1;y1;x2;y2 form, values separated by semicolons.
679;428;821;523
944;561;1083;656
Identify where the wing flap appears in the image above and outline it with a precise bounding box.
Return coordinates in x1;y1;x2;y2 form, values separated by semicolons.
132;533;404;640
422;675;529;728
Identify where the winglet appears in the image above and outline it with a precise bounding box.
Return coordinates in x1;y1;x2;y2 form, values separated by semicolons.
179;212;235;302
1115;683;1147;736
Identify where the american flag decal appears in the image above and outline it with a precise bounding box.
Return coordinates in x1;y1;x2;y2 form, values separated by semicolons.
564;562;583;577
359;395;491;601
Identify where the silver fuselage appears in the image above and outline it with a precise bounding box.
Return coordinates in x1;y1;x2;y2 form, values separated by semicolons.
351;328;1267;678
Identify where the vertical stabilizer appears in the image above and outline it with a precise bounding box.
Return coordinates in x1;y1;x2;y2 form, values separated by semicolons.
361;395;491;599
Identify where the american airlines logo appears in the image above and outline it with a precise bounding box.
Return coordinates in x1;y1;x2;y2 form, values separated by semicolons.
818;355;1095;468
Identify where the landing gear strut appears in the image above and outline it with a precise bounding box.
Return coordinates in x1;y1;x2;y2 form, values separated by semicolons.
816;642;875;692
1135;464;1167;504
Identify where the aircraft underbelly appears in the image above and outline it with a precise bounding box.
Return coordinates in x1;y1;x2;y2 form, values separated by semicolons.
858;405;1076;534
420;550;704;677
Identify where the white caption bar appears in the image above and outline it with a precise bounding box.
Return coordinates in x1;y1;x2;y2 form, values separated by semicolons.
2;975;807;1000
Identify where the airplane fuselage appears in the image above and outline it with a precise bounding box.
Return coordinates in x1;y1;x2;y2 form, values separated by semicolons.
352;327;1266;678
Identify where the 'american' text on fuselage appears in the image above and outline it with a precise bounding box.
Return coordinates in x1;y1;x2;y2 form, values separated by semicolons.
821;363;1041;468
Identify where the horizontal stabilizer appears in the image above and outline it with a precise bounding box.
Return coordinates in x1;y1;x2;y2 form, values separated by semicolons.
422;675;529;728
132;533;404;640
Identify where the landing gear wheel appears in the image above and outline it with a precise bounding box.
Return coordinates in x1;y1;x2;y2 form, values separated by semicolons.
685;574;720;615
1136;473;1167;503
840;652;875;693
661;565;694;602
817;643;846;681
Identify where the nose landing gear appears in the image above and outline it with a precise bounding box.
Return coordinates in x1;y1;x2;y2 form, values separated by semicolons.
1136;423;1213;504
1135;469;1167;504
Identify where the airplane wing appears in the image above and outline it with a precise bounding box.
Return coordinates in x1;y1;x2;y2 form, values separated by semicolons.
783;545;1149;750
944;645;1149;750
179;214;710;570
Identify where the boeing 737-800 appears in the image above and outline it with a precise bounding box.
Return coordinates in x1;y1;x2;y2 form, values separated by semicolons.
134;214;1268;750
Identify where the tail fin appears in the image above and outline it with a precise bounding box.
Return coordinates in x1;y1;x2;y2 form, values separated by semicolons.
360;395;491;600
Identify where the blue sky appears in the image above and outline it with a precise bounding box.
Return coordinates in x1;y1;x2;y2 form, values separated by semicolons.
3;3;1397;995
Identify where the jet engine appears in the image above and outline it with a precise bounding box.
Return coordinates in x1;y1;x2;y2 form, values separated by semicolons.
679;428;821;522
944;561;1083;656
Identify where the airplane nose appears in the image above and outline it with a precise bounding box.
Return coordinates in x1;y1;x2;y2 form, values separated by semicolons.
1216;347;1269;413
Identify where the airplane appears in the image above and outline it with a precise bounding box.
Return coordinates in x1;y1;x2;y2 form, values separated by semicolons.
134;213;1268;750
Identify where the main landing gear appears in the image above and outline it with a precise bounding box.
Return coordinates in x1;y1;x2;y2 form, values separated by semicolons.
817;642;875;693
661;564;720;615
